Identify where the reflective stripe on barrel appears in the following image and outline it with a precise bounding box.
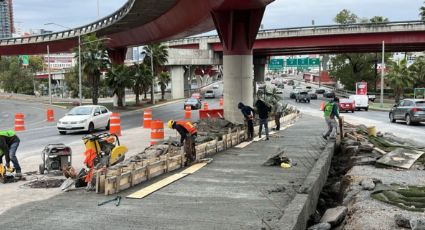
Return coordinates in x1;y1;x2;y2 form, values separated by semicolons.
14;113;25;131
143;109;152;128
110;113;122;136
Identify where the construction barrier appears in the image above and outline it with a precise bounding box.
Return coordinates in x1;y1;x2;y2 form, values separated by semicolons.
14;113;25;131
219;98;224;107
143;109;152;128
47;109;54;122
150;120;164;145
109;113;122;136
320;101;325;111
184;106;191;119
199;109;224;119
203;102;209;110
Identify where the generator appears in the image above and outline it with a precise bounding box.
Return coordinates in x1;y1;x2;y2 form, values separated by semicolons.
39;144;72;174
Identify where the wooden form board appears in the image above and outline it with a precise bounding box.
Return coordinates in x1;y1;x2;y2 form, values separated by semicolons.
98;113;300;195
126;162;208;199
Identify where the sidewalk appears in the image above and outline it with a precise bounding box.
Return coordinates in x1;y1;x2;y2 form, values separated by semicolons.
0;114;334;230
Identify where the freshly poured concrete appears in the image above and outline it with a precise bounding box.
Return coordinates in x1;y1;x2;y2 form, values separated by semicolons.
0;115;333;230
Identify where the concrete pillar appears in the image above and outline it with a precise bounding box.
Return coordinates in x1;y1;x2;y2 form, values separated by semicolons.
212;8;265;124
254;57;267;82
170;66;185;99
107;47;127;65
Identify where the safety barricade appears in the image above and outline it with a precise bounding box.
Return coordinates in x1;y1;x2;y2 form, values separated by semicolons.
219;98;224;107
110;113;122;136
47;109;54;122
199;109;224;119
320;101;325;111
150;120;164;145
143;109;152;128
14;113;25;131
184;106;191;119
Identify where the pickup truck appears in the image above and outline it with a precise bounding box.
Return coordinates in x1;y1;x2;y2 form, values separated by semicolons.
368;94;376;102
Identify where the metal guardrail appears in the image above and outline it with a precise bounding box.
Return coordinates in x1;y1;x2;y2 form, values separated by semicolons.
166;20;425;45
0;0;135;45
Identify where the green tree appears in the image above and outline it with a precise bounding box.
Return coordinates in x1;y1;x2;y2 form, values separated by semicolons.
334;9;358;24
158;71;170;100
132;63;152;104
142;43;168;103
408;56;425;88
369;16;389;23
78;34;110;105
386;59;413;103
0;57;34;94
28;56;44;72
105;64;133;107
420;2;425;21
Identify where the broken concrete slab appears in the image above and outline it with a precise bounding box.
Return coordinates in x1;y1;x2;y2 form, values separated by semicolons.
308;222;331;230
376;148;425;169
395;213;411;228
320;206;348;226
410;218;425;230
360;178;375;190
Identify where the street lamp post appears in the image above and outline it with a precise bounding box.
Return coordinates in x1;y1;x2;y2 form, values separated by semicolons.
47;45;52;104
150;50;155;105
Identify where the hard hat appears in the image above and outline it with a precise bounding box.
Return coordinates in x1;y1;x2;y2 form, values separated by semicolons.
167;120;174;129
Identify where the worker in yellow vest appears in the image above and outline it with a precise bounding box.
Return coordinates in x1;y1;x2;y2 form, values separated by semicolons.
323;97;341;140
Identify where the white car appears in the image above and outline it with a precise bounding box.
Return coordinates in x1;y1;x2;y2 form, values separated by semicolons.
204;90;215;99
57;105;112;135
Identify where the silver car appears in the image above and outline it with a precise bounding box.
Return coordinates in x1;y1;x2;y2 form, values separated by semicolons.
389;99;425;125
204;90;215;99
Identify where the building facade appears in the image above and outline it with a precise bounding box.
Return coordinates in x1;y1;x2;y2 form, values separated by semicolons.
0;0;13;38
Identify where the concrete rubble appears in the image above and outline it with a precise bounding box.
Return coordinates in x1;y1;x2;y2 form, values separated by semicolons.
320;206;348;226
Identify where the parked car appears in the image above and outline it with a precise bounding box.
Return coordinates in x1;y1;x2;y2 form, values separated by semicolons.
368;94;376;102
389;99;425;125
307;90;318;100
315;88;326;94
338;98;355;113
191;93;202;100
184;98;202;110
349;95;369;111
287;80;294;86
57;105;111;135
204;90;215;99
324;90;335;98
295;91;311;103
276;88;284;94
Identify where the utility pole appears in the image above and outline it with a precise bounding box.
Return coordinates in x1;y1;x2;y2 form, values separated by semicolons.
78;35;82;105
380;41;385;108
318;56;322;88
47;45;52;104
150;49;155;105
188;65;191;96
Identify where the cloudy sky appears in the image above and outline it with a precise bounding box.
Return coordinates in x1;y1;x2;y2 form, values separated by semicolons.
14;0;424;33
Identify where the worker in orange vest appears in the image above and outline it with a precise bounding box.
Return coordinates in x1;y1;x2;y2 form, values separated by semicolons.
168;120;197;165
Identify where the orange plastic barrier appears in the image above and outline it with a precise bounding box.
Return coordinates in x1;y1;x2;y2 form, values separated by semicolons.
150;120;164;145
47;109;54;122
320;101;325;111
199;109;224;119
203;102;209;110
184;106;191;119
109;113;122;136
14;113;25;131
143;109;152;128
219;98;224;107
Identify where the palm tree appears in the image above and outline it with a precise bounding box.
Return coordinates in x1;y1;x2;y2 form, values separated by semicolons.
386;59;414;103
158;71;171;100
420;2;425;21
132;63;152;104
408;56;425;88
79;34;110;105
105;64;133;107
142;44;168;103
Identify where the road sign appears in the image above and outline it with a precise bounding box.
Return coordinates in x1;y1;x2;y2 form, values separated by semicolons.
297;58;309;66
19;55;29;66
286;59;297;67
308;58;320;66
268;59;284;70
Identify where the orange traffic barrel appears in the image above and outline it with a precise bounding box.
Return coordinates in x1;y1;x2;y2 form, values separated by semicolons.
204;102;209;110
320;101;325;111
143;109;152;128
109;113;122;136
47;109;54;122
150;120;164;145
184;106;191;119
14;113;25;131
219;97;224;107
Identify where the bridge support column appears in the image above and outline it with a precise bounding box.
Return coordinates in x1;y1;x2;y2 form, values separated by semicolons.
212;8;265;124
170;66;185;99
108;47;127;64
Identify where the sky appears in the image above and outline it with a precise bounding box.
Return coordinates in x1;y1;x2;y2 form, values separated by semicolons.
13;0;425;33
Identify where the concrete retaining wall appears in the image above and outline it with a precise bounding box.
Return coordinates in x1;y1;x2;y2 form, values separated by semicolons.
279;141;336;230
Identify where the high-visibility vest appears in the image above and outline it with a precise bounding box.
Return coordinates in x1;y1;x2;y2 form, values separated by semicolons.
0;130;16;137
176;121;197;135
324;102;334;118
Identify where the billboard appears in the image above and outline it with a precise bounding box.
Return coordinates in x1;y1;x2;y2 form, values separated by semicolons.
356;82;367;95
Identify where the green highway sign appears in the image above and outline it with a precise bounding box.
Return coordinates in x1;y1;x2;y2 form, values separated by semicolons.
284;57;321;67
297;58;309;66
19;55;29;66
308;58;320;66
286;59;297;67
268;59;284;70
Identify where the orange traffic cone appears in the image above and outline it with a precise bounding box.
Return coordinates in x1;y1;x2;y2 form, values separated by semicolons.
219;97;224;107
47;109;54;122
150;120;164;145
109;113;121;136
185;106;191;119
204;102;209;110
14;113;25;131
320;101;325;111
143;109;152;128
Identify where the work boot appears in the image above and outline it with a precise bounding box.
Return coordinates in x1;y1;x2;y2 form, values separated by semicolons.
265;137;269;141
322;135;328;140
15;172;22;178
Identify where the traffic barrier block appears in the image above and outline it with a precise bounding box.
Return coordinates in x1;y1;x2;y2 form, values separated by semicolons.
199;109;224;119
150;120;164;145
47;109;54;122
143;109;152;128
110;113;122;136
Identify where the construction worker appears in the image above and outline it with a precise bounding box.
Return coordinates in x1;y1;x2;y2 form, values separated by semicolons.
168;120;197;165
323;97;341;140
0;130;22;177
238;102;255;141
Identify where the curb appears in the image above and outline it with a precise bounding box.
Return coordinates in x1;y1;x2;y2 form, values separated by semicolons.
278;141;336;230
44;104;68;110
123;99;186;115
369;107;390;112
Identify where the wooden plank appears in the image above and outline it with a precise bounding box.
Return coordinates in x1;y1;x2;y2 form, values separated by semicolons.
126;173;188;199
374;147;387;155
180;162;208;174
235;141;253;149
